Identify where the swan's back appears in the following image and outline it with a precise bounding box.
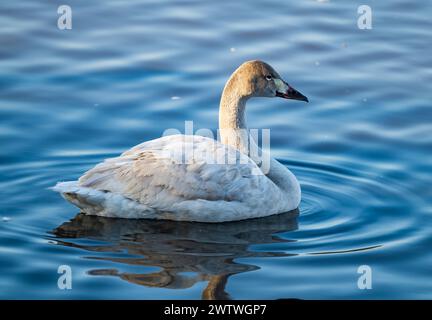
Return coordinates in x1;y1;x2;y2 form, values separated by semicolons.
54;135;290;222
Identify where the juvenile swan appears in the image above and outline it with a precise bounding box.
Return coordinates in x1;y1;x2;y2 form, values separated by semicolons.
54;60;308;222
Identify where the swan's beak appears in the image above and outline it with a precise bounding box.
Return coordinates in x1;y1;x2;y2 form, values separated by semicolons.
275;79;309;102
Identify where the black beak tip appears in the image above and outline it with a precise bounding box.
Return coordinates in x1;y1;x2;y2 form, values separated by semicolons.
293;93;309;103
295;91;309;103
276;89;309;103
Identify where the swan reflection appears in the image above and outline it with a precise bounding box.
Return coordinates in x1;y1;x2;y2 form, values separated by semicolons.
51;210;298;299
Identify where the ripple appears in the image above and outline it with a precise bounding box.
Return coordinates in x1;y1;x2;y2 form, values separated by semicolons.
279;158;424;256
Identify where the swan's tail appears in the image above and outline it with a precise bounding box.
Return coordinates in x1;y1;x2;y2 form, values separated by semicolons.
51;181;157;219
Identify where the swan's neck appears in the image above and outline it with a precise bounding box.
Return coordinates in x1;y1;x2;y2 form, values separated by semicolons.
218;79;300;200
218;80;250;154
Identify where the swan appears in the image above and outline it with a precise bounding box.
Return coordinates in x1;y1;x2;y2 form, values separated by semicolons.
53;60;308;222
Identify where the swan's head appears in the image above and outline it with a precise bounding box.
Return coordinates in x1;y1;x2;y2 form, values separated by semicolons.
229;60;308;102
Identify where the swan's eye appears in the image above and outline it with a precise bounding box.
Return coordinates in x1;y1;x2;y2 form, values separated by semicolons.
265;75;272;81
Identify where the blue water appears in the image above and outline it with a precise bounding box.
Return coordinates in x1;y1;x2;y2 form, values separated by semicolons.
1;0;431;299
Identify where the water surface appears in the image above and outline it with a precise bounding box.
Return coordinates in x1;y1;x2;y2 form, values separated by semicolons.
0;0;431;299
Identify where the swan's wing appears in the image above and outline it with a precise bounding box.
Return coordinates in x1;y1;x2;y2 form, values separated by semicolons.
76;135;281;213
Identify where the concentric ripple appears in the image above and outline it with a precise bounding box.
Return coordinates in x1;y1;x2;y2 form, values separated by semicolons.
286;159;422;255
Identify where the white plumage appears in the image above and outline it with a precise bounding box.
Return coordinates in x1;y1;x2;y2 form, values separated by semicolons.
53;60;308;222
54;135;296;222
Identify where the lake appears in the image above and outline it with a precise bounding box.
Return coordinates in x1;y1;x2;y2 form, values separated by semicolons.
0;0;431;299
